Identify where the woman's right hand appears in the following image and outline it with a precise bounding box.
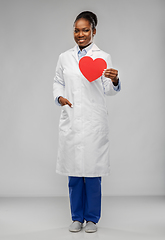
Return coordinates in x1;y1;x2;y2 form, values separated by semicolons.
59;96;72;108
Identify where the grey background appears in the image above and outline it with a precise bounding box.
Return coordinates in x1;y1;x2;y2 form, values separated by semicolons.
0;0;164;197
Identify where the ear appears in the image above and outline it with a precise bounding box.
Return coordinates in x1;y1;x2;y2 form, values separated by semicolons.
93;28;96;36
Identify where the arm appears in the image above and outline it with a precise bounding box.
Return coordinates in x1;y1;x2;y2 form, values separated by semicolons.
53;54;65;106
101;54;121;96
53;54;72;107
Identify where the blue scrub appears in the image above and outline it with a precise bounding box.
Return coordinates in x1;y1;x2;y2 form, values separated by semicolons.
68;176;102;223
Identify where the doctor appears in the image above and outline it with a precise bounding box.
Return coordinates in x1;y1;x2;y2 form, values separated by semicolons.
53;11;121;233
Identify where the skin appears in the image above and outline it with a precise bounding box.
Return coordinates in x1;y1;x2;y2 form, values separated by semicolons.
59;18;119;107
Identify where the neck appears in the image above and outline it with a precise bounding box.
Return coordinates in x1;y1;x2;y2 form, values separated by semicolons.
79;42;92;51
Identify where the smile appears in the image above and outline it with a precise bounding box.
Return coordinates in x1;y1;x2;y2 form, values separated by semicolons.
78;39;85;43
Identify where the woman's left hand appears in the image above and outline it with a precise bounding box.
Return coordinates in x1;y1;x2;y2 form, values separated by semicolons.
104;68;119;86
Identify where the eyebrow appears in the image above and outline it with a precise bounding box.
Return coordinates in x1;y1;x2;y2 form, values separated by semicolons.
74;27;90;30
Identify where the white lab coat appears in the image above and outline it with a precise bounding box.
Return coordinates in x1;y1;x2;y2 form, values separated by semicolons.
53;44;119;177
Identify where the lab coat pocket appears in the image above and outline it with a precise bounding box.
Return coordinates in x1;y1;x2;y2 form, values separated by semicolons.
59;105;71;132
92;104;109;133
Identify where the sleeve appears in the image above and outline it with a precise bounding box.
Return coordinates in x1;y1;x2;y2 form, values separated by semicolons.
53;54;65;106
112;78;121;92
55;95;62;106
101;54;121;96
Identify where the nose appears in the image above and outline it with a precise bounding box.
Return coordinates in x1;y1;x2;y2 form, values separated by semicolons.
78;30;84;37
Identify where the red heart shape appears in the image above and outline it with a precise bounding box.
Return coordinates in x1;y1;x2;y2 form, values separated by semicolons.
79;56;107;82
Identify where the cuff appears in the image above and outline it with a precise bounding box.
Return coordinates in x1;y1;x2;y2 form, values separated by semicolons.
113;78;121;92
55;96;62;106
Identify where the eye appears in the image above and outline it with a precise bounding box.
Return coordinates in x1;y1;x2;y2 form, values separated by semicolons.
74;29;79;33
84;29;89;32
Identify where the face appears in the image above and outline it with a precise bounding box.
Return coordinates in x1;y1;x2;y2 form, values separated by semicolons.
74;18;96;50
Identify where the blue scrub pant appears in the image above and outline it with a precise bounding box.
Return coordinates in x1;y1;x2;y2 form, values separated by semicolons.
68;176;102;224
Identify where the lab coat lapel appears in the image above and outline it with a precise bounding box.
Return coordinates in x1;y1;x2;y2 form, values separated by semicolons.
86;43;100;58
71;45;79;63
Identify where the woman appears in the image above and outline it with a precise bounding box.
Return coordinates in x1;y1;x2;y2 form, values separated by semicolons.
53;11;121;233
